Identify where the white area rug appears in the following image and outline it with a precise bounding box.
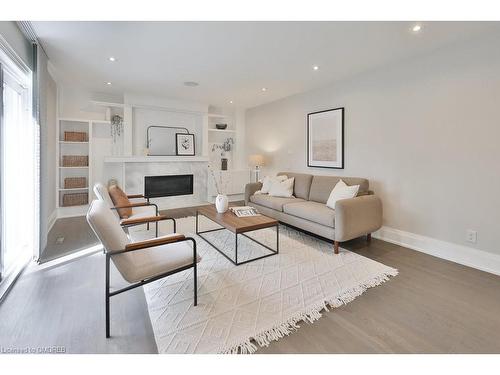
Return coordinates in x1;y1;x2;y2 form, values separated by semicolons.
135;216;397;354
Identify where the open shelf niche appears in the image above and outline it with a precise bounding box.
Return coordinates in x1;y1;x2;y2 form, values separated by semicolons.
57;118;91;215
207;106;237;171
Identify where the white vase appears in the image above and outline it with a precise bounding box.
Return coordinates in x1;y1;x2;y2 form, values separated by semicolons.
215;194;229;213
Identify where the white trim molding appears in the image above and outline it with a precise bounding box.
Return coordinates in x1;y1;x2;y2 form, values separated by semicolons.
373;226;500;276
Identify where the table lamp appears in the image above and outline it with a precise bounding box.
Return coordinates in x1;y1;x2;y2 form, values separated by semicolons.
248;154;265;182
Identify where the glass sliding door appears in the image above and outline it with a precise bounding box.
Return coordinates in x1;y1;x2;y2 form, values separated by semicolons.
0;48;35;286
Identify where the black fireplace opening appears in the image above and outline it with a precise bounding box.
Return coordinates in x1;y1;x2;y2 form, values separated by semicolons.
144;174;194;198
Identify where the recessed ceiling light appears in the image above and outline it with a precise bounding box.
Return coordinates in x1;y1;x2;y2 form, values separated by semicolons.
184;81;199;87
108;57;116;62
412;24;422;32
229;100;233;104
106;82;112;85
261;87;267;92
313;65;319;71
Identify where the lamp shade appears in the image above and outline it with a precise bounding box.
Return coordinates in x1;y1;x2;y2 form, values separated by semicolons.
248;154;265;167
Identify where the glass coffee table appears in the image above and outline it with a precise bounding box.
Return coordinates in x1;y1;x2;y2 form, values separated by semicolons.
196;205;279;266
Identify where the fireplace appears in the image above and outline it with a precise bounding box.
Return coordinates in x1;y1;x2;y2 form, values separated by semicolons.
144;174;194;198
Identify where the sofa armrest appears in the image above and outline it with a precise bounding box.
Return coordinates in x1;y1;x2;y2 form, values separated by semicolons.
244;182;263;204
334;195;382;242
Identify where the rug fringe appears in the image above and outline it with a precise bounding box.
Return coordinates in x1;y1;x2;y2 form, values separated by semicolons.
218;268;398;354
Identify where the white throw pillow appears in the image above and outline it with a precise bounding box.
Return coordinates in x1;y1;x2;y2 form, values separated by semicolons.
326;179;360;209
269;177;295;198
260;175;287;194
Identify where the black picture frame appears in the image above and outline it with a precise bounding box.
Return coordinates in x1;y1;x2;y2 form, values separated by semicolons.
307;107;344;169
175;133;195;156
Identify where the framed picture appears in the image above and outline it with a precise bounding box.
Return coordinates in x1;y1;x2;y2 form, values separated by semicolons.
307;107;344;169
175;133;195;156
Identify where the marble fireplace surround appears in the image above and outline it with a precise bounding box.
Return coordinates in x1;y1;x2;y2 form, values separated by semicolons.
104;156;209;210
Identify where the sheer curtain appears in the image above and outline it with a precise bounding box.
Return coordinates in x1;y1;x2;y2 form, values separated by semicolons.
1;58;35;278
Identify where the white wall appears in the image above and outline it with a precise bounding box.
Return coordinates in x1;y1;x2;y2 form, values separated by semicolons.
58;86;113;120
124;93;208;157
0;22;33;70
38;48;57;251
245;34;500;256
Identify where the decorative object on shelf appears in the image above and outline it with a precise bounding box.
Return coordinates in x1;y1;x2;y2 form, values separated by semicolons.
215;123;228;130
175;133;196;156
248;154;265;182
62;155;89;167
62;192;88;207
211;137;234;154
221;158;228;171
211;137;234;170
307;107;344;169
64;131;87;142
110;114;123;144
64;177;87;189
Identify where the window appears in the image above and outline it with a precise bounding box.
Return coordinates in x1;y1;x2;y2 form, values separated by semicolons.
0;44;37;284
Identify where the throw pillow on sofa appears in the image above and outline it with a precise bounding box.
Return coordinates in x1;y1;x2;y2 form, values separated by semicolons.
326;179;360;209
260;174;287;194
268;177;295;198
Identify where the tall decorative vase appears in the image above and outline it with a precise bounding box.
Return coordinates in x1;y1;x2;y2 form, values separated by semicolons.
215;194;229;213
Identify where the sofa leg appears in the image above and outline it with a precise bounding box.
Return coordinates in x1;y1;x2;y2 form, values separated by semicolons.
334;241;339;254
367;233;372;242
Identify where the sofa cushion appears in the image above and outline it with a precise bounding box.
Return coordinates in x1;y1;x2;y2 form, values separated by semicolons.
261;175;288;194
283;201;335;227
269;177;294;198
250;194;304;211
308;176;369;204
277;172;313;200
326;179;360;209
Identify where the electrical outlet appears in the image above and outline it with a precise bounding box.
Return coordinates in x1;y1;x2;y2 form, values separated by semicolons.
466;230;477;244
56;236;65;244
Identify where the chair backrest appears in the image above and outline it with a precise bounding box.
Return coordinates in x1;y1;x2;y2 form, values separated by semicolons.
93;182;120;219
87;200;130;253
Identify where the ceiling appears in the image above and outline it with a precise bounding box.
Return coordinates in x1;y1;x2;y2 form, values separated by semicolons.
32;21;500;109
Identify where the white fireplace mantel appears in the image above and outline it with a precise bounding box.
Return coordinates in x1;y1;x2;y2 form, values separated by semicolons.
104;155;209;163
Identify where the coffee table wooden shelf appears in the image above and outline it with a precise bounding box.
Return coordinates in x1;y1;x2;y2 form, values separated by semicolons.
196;205;279;266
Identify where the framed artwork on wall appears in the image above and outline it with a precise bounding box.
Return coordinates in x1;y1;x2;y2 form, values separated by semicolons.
175;133;196;156
307;107;344;169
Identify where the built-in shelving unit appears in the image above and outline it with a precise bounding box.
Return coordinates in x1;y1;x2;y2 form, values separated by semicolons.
208;128;236;134
56;118;92;217
207;110;237;171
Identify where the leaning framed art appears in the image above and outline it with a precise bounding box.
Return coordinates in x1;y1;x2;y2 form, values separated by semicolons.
307;107;344;169
175;133;196;156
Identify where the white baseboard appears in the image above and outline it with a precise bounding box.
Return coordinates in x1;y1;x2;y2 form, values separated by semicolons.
373;226;500;276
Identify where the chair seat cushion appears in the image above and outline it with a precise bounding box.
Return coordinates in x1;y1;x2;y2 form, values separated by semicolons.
129;205;157;219
250;194;304;211
112;233;201;283
283;201;335;227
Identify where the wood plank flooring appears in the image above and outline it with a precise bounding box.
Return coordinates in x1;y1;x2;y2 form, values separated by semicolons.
1;204;500;353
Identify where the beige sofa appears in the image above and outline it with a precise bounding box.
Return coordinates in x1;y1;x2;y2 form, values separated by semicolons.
245;172;382;253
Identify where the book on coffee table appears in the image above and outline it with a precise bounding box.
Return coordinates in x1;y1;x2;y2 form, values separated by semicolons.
229;206;260;217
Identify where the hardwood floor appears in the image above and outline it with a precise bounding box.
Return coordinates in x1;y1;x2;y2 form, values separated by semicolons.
40;216;99;263
1;204;500;353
